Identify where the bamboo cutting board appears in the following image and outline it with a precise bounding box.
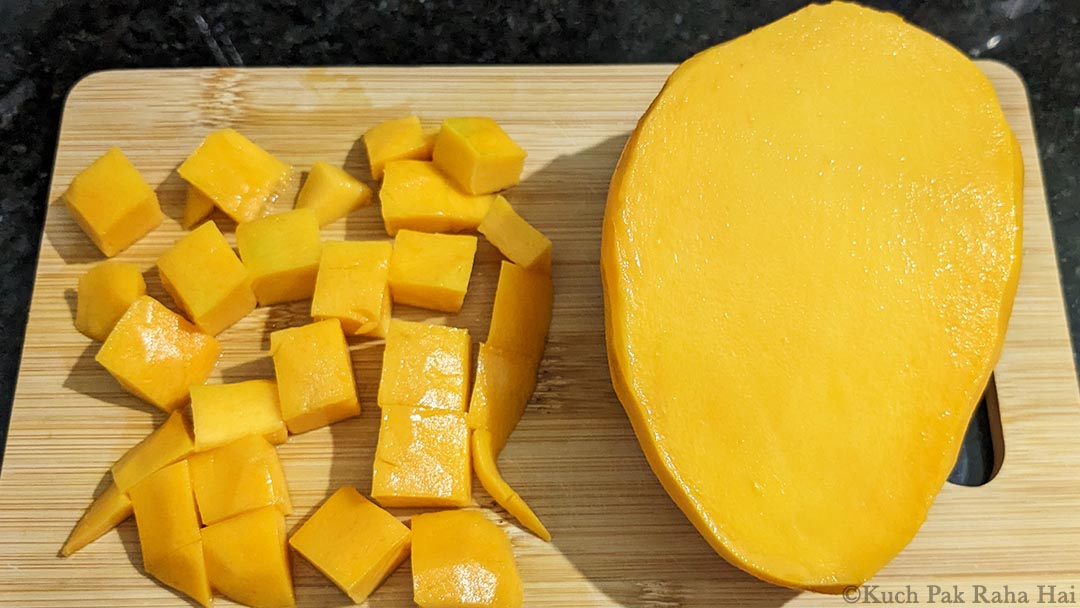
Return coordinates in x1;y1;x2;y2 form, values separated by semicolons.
1;63;1077;607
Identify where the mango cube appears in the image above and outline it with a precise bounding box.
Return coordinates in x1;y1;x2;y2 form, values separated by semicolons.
311;240;392;336
378;320;470;411
488;261;553;366
129;460;202;570
190;379;287;452
74;260;146;342
236;208;322;306
388;230;477;313
158;220;256;335
149;540;214;608
178;128;291;223
363;116;433;180
379;160;493;235
296;161;373;226
61;481;132;557
189;435;291;526
472;430;550;542
466;343;538;456
181;185;215;230
432;117;527;195
270;319;360;434
411;510;523;608
62;147;164;257
479;195;552;270
371;407;471;508
289;487;411;604
96;296;220;412
111;410;195;491
202;506;295;608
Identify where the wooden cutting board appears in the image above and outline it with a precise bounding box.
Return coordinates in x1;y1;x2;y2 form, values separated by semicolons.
1;63;1077;607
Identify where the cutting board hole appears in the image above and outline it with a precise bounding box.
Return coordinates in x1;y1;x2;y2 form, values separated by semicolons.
947;375;1004;487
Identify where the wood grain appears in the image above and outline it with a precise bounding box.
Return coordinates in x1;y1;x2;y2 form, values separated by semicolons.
0;63;1076;607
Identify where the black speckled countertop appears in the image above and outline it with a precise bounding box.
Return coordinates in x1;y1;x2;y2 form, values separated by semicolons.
0;0;1077;468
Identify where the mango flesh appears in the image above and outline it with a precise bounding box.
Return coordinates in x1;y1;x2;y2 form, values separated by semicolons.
472;430;549;542
269;318;360;434
388;229;478;313
236;208;323;306
74;260;147;342
379;160;493;235
181;186;215;230
128;460;202;570
188;434;292;526
147;540;214;608
432;117;527;195
190;379;287;452
295;161;373;226
201;506;295;608
61;481;132;557
602;2;1022;591
111;410;195;492
363;116;432;181
477;195;551;271
377;319;471;412
371;407;471;508
311;240;392;336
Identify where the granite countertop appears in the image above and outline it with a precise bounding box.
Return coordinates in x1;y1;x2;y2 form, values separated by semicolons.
0;0;1077;469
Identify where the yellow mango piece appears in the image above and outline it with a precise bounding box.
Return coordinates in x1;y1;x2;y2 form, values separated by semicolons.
147;540;214;608
189;434;292;525
181;185;215;230
129;460;202;568
190;380;287;452
411;510;523;608
74;260;146;342
372;287;393;339
378;319;471;411
473;430;549;542
432;117;527;195
61;481;132;557
371;407;471;508
62;147;164;257
311;240;392;336
202;506;294;608
269;319;360;434
466;343;536;456
289;487;411;604
478;195;551;270
158;220;256;335
379;160;493;235
178;128;291;223
388;229;477;313
487;261;553;366
363;116;432;181
296;161;373;226
111;410;195;492
602;2;1023;591
96;296;220;412
236;208;322;306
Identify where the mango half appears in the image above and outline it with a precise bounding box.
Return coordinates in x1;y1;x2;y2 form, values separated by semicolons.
601;2;1022;592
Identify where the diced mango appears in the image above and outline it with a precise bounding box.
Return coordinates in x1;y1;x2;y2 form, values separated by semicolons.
96;297;220;411
148;540;213;608
378;320;470;411
311;240;392;336
373;287;393;339
202;506;295;608
190;380;287;452
181;185;215;230
411;510;523;608
388;230;477;313
62;147;164;257
236;208;322;306
74;260;146;342
466;343;537;455
289;487;411;604
189;434;292;525
432;117;527;195
111;410;195;491
487;261;553;366
158;220;256;335
61;481;132;557
269;319;360;434
296;161;373;226
472;430;550;542
178;128;291;223
129;460;202;569
379;160;493;235
371;407;470;508
479;195;552;270
363;116;432;181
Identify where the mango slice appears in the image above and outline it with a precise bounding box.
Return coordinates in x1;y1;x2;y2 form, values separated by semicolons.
363;116;433;181
189;435;292;526
236;208;322;306
190;380;287;452
388;229;478;313
111;410;195;492
295;161;373;226
377;319;471;411
602;2;1023;591
371;407;471;508
269;318;360;434
379;160;493;235
62;147;164;257
478;195;551;270
411;510;523;608
129;460;202;571
147;540;213;608
487;261;552;366
61;481;132;557
432;117;526;195
289;487;411;604
472;430;550;542
95;296;220;412
202;506;295;608
181;186;215;230
311;240;392;336
74;260;146;342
